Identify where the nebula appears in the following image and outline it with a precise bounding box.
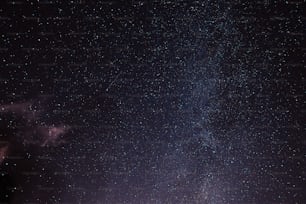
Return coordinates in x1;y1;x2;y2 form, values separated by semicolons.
0;100;71;150
0;101;39;121
0;144;9;165
0;102;32;113
39;125;70;147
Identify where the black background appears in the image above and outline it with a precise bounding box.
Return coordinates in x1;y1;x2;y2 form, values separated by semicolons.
0;0;305;203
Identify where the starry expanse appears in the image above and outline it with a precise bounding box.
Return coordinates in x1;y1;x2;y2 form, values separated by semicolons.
0;1;305;204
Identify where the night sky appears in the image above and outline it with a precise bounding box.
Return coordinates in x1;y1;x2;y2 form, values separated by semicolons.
0;1;305;203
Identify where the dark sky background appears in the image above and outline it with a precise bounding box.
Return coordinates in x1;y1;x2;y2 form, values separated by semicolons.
0;1;305;204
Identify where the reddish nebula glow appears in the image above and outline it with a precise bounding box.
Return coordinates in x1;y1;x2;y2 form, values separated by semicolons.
0;100;71;148
0;102;32;114
39;125;71;147
0;101;39;121
0;145;9;165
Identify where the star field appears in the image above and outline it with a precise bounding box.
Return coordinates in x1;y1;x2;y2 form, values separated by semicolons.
0;1;305;203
